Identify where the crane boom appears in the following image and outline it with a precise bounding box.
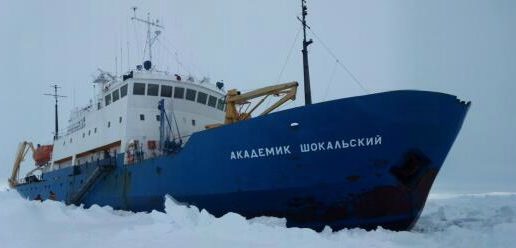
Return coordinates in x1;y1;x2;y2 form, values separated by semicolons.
217;81;298;126
9;141;36;188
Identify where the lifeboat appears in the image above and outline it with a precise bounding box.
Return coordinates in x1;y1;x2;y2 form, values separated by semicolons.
33;145;53;166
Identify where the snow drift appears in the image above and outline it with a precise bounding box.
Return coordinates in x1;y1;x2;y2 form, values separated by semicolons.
0;188;514;248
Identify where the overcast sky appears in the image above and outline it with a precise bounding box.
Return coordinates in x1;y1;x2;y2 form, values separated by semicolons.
0;0;514;192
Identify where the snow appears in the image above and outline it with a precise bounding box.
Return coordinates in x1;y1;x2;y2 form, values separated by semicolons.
0;188;514;248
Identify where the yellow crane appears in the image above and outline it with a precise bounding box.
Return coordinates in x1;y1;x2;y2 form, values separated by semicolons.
207;81;298;129
9;141;36;188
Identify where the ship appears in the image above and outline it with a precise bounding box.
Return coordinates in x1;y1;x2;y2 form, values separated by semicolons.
8;2;470;231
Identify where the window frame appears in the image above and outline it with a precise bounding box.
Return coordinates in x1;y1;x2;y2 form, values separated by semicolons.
105;94;112;106
174;87;185;99
112;89;120;102
185;89;197;101
133;83;146;95
217;98;225;111
161;85;172;97
147;84;159;96
120;84;128;98
208;95;217;108
197;91;208;105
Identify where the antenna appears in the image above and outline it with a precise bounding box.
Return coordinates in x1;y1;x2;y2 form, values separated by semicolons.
120;41;123;73
298;0;313;105
44;84;67;140
127;41;130;69
131;7;164;64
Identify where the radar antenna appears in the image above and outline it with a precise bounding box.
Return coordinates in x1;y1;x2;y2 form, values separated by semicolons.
44;84;67;140
131;7;164;64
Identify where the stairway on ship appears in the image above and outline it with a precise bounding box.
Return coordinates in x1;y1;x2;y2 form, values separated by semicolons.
69;158;116;205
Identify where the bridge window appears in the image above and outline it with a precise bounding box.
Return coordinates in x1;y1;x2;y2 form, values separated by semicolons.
174;87;185;99
147;84;159;96
119;116;122;123
108;121;111;128
208;95;217;108
186;89;196;101
120;84;128;98
140;114;145;121
133;83;145;95
105;94;111;106
161;85;172;97
156;115;160;121
197;92;208;105
217;98;225;111
192;119;196;126
112;89;120;102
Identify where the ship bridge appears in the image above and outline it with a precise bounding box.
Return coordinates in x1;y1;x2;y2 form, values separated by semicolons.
50;63;226;170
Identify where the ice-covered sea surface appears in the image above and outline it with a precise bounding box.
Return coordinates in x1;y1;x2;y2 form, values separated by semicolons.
0;188;514;248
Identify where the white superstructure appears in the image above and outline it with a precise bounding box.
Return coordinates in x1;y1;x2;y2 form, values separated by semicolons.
50;66;226;170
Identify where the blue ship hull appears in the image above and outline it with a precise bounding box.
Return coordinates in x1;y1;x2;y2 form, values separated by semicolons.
15;90;470;231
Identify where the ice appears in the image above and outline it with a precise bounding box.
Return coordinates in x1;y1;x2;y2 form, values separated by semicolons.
0;189;514;248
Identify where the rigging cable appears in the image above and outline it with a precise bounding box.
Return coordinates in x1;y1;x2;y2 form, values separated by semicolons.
276;98;296;112
132;21;142;62
161;36;205;77
260;27;302;114
276;27;302;83
156;39;191;75
323;60;339;100
308;28;369;93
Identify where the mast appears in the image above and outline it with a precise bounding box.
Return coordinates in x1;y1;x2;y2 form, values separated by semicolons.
300;0;313;105
131;7;164;63
44;84;66;140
